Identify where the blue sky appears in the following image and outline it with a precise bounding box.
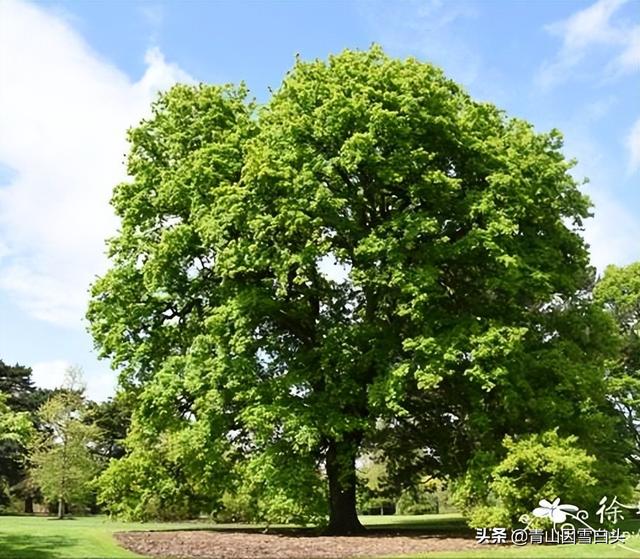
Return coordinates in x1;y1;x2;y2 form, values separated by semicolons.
0;0;638;400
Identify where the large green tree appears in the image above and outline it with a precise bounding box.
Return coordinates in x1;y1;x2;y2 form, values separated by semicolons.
88;47;629;533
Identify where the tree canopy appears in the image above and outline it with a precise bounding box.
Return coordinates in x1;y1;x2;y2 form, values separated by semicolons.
88;46;634;532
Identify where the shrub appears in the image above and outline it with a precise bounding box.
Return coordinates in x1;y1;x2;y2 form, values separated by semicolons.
454;430;608;528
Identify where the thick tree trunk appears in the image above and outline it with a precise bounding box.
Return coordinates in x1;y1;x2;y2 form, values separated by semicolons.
325;435;365;535
57;497;64;519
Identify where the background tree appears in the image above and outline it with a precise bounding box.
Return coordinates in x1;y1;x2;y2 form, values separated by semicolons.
0;394;32;444
594;262;640;471
0;361;47;412
0;394;33;506
31;367;100;519
356;456;398;515
0;360;49;511
88;46;634;533
86;393;133;461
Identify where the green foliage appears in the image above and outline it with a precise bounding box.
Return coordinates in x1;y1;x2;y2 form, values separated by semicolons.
0;392;33;507
214;491;254;523
357;458;397;514
97;451;200;521
235;448;328;525
0;360;49;413
0;360;48;508
0;394;32;445
96;419;230;521
396;489;439;515
594;263;640;472
453;430;629;528
88;46;622;528
86;393;133;460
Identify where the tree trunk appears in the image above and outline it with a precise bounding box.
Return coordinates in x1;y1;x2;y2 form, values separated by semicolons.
57;497;64;519
325;435;365;535
24;496;33;514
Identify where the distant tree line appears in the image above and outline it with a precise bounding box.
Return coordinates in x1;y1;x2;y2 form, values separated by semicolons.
0;361;131;518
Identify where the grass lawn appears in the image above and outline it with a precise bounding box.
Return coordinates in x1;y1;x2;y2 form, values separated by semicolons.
0;514;136;558
0;513;639;558
0;515;219;558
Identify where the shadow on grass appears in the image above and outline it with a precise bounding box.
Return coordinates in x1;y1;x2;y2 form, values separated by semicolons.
0;532;78;559
370;515;474;535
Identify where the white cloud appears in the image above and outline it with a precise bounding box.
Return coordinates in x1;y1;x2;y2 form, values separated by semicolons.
628;117;640;173
538;0;638;87
0;239;9;261
84;370;119;402
357;0;482;88
582;189;640;272
30;359;116;401
560;116;640;272
0;0;193;328
30;359;70;392
548;0;625;51
139;3;164;32
614;24;640;73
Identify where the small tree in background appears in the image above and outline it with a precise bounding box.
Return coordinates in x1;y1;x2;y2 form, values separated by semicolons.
31;367;100;519
356;457;398;515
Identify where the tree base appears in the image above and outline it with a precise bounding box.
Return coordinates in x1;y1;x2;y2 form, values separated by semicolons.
324;518;367;536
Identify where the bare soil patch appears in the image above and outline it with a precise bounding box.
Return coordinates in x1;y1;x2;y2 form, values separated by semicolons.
116;529;481;558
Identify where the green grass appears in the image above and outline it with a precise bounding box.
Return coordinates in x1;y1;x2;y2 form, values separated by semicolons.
0;515;213;558
0;515;304;558
0;515;135;558
0;514;639;558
